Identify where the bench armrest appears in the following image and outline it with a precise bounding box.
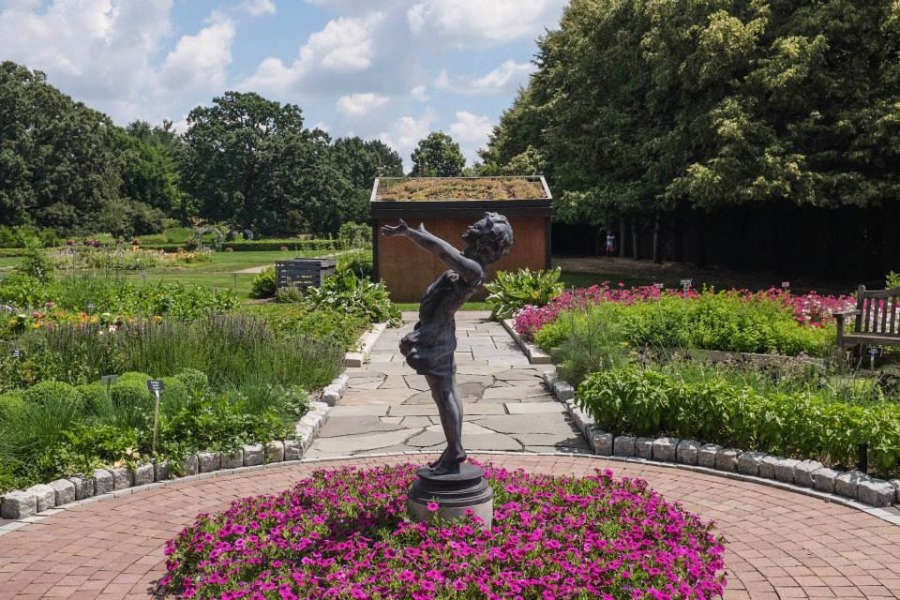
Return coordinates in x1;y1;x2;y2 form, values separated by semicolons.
834;309;860;319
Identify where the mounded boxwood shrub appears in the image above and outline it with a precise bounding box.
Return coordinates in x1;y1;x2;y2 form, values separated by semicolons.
577;367;900;477
174;368;210;398
23;380;82;408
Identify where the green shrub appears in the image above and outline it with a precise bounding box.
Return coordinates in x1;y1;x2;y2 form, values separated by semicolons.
250;266;277;299
577;367;900;477
0;272;57;309
485;267;564;320
887;271;900;289
240;303;368;350
75;384;109;414
534;306;629;385
23;381;81;408
535;292;833;358
0;391;24;419
164;227;194;243
305;271;401;326
175;368;210;398
338;222;371;249
0;386;83;470
336;249;374;280
51;422;143;476
17;246;56;283
222;240;339;252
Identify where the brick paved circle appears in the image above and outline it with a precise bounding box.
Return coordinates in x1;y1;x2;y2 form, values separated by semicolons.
1;454;898;599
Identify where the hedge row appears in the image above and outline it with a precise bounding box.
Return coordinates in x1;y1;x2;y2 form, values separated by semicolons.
577;367;900;478
139;240;342;253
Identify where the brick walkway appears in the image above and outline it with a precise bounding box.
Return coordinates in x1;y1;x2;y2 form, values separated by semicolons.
2;312;899;598
0;455;898;599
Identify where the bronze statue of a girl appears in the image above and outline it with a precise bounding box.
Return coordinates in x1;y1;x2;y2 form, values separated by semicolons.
382;213;513;475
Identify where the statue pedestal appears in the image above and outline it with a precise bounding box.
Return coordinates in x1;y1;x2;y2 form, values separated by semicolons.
407;463;493;529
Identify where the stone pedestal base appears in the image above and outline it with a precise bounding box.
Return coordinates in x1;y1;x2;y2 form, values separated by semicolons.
407;463;493;529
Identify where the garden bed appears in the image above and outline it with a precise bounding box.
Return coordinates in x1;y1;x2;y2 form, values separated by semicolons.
161;463;726;599
542;371;900;509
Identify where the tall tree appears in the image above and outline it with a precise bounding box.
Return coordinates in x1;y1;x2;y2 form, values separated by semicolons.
410;132;466;177
0;61;120;233
331;136;403;224
483;0;900;226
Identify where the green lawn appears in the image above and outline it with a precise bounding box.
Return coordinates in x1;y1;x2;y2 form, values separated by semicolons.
121;250;339;296
0;257;21;270
559;271;655;290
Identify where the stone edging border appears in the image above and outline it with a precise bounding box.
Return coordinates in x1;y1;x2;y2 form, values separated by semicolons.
501;319;552;364
345;322;387;367
0;367;349;526
540;371;900;513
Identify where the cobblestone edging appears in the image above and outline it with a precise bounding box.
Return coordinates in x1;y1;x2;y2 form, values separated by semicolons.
345;323;388;368
541;371;900;513
0;376;347;523
501;319;552;364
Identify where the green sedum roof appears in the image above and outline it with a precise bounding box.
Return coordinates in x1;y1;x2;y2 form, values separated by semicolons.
373;176;549;201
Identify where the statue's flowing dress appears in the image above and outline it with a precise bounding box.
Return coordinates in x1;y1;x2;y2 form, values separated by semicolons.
399;270;480;378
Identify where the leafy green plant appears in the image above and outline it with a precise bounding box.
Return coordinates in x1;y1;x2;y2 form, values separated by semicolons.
249;266;277;299
887;271;900;289
337;222;372;249
336;249;374;280
535;306;630;385
305;270;401;326
485;267;564;320
577;366;900;477
533;292;834;358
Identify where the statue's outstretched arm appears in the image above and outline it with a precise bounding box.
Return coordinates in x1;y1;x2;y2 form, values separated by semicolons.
382;219;483;283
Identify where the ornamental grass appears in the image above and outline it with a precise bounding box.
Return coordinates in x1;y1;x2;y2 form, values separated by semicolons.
163;463;726;599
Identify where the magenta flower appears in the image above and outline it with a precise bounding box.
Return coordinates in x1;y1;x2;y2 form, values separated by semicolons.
162;463;726;599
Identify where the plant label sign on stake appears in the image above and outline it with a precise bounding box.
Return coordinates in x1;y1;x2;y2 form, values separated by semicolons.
781;281;790;290
147;379;165;455
868;346;883;372
680;279;692;293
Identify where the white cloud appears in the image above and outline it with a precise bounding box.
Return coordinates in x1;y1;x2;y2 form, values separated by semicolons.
450;111;492;144
378;111;436;169
450;111;494;166
242;12;385;94
240;0;275;16
159;14;236;92
436;60;535;95
336;92;389;116
0;0;174;103
407;0;566;47
410;84;429;102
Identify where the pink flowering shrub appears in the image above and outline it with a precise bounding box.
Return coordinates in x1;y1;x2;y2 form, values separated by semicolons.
514;283;854;346
163;463;726;599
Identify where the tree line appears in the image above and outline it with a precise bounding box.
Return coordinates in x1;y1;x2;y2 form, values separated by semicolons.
478;0;900;278
0;61;469;239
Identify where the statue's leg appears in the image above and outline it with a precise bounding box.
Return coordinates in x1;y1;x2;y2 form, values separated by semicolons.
425;373;466;474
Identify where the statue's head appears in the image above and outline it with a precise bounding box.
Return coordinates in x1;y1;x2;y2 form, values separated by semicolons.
462;212;513;265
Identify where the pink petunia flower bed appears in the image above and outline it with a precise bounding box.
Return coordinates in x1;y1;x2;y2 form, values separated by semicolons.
162;463;726;599
513;283;855;343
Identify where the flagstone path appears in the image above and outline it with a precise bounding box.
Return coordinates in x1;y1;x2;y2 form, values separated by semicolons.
306;311;590;460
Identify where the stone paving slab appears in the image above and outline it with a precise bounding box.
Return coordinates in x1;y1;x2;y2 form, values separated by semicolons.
310;312;588;459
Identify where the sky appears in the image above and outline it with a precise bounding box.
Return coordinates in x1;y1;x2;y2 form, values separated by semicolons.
0;0;568;169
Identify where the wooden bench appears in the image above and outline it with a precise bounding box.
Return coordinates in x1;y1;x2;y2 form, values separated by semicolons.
835;285;900;350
